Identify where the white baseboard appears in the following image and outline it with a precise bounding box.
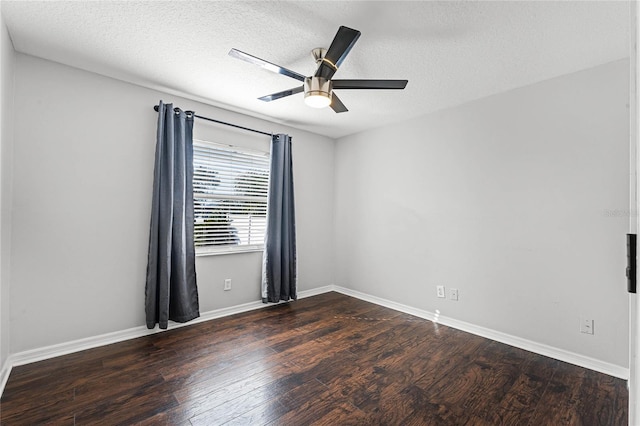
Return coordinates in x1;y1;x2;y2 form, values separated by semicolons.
333;285;629;380
0;357;11;397
0;283;628;398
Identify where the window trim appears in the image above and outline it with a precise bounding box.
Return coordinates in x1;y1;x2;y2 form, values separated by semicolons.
193;139;270;256
195;244;264;257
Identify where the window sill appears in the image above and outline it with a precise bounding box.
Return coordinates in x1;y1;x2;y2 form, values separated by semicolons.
196;246;264;257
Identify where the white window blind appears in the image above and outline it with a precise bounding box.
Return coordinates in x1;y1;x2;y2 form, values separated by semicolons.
193;140;270;255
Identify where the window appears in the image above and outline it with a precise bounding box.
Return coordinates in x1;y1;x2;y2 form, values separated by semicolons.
193;140;270;255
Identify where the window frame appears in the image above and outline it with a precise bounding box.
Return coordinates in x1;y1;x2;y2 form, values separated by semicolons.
192;139;270;257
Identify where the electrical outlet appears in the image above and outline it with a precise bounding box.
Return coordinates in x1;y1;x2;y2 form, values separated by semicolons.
437;285;445;298
580;317;594;335
224;279;232;291
449;288;459;301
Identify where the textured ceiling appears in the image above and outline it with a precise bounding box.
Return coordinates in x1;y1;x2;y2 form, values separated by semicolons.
1;1;631;139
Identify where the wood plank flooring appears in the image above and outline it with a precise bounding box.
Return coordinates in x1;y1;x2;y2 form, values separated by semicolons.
0;292;628;425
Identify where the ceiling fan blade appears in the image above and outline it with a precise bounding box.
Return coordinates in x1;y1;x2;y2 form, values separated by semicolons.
229;48;306;82
332;79;408;90
315;26;361;80
330;93;348;113
258;86;304;102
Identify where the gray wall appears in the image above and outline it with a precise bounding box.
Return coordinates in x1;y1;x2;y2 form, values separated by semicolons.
334;60;630;368
5;49;631;372
0;13;15;373
10;54;335;353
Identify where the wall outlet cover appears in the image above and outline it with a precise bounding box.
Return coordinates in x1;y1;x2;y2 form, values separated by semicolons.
580;317;594;335
437;285;445;298
449;288;459;301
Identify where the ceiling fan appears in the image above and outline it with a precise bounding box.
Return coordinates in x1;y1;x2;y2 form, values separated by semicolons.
228;26;408;113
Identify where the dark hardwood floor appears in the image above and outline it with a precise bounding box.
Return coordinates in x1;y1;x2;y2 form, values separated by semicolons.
0;292;628;425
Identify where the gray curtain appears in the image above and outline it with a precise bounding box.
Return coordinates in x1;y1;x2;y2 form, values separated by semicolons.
262;134;297;303
145;101;200;329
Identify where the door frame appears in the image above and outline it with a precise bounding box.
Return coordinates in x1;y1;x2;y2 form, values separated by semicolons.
630;1;638;424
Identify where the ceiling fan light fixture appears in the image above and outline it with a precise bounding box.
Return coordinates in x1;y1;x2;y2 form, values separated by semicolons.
304;76;332;108
304;92;332;108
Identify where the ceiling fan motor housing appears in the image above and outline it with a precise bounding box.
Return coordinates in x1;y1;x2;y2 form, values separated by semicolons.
304;76;332;102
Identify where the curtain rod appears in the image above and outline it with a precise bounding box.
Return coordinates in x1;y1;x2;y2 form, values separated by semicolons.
153;105;272;137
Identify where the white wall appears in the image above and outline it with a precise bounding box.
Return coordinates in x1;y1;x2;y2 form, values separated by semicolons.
0;12;15;375
334;59;630;368
10;54;335;353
